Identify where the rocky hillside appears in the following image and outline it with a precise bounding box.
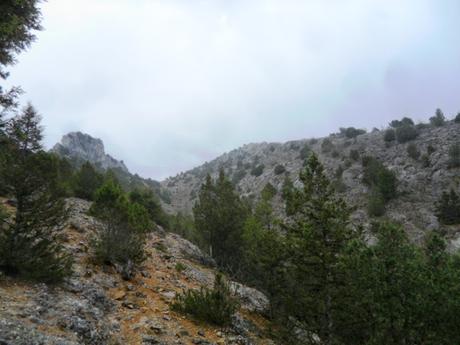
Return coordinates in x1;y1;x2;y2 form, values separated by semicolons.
161;120;460;244
52;132;129;173
0;198;274;345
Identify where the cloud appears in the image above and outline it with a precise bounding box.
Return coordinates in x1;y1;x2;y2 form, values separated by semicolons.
6;0;460;179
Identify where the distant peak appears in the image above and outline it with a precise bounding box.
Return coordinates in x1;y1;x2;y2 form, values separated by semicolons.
52;131;128;173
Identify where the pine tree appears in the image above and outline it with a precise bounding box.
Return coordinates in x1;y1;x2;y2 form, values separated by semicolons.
435;189;460;225
0;0;42;110
241;187;287;318
429;108;446;127
90;178;152;269
283;153;358;345
129;187;169;228
365;222;425;345
418;231;459;344
193;170;248;272
0;105;72;283
72;161;104;200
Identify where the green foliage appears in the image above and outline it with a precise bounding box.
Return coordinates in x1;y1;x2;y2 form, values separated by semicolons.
362;222;425;344
448;143;460;168
299;143;311;160
172;273;239;326
389;117;414;128
261;182;277;200
241;199;286;311
250;164;265;177
407;143;420;160
0;106;72;283
169;212;204;248
396;124;418;143
429;108;446;127
435;189;460;225
175;262;186;273
281;153;360;344
231;169;246;184
339;127;366;138
129;187;169;228
331;149;340;158
90;179;151;267
273;164;286;175
193;171;249;271
427;144;436;155
321;138;334;153
383;128;396;142
349;149;360;161
0;0;42;79
281;175;296;216
455;113;460;123
72;161;104;200
367;191;386;217
362;156;398;202
54;156;74;197
421;154;430;168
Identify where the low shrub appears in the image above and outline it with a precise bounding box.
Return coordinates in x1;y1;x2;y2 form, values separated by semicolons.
435;189;460;225
331;150;340;158
362;156;398;202
339;127;366;139
384;129;396;142
448;143;460;168
390;117;414;128
421;154;430;168
171;274;239;326
175;262;187;273
321;138;334;153
407;143;420;160
250;164;265;177
274;164;286;175
232;169;246;184
367;192;386;217
396;125;418;143
455;113;460;123
349;149;360;161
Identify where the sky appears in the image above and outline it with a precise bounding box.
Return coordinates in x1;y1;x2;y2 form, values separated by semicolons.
5;0;460;180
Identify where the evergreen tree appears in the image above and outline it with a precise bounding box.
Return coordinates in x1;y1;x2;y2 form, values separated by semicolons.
429;108;446;127
72;161;104;200
282;153;358;345
193;170;248;272
435;189;460;225
129;187;169;228
0;1;42;111
365;222;425;345
241;186;287;318
0;105;72;283
282;174;297;216
90;179;152;268
362;156;398;202
417;231;460;345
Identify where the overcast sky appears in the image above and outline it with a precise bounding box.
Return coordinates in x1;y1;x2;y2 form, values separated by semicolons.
5;0;460;180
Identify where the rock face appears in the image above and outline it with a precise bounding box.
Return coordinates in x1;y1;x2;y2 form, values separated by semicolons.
52;132;128;172
161;120;460;243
